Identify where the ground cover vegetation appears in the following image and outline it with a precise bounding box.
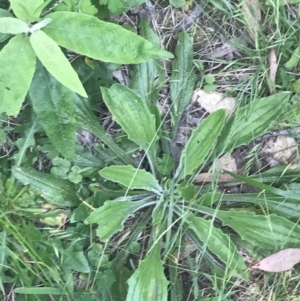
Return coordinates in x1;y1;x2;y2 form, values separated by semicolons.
0;0;300;300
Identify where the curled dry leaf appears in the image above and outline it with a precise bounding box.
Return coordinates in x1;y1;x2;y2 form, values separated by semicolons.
252;248;300;272
192;89;236;117
268;48;278;94
241;0;261;40
262;135;298;168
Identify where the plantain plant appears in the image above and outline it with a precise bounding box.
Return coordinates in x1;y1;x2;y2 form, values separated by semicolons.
2;1;300;300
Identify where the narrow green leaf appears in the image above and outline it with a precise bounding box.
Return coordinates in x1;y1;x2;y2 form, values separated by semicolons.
185;213;248;279
74;95;134;166
285;46;300;69
101;84;158;151
12;166;79;206
84;199;147;242
14;287;63;295
131;19;165;110
216;92;290;153
215;209;300;250
0;34;36;116
127;245;168;301
225;170;300;201
175;109;225;180
43;11;173;64
100;165;162;194
221;192;300;220
10;0;45;22
29;62;76;160
0;17;29;34
30;30;87;97
170;31;195;137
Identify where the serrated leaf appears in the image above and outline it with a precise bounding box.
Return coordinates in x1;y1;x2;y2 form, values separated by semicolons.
84;199;147;242
0;17;29;34
127;244;168;301
170;31;195;137
43;11;173;64
216;92;290;153
175;109;225;180
100;0;147;15
10;0;45;22
101;84;158;152
0;34;36;116
131;19;164;110
13;114;41;166
29;62;76;160
214;209;300;250
12;166;79;206
30;30;87;97
55;0;98;15
185;213;248;279
100;165;162;194
74;95;134;165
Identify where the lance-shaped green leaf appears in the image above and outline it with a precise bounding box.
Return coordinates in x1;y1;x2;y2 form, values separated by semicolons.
101;84;158;151
170;31;195;138
221;192;300;220
12;166;79;206
175;109;225;180
29;62;76;160
216;92;290;153
43;11;173;64
9;0;47;22
100;165;162;194
0;34;36;116
30;30;87;97
184;213;248;279
0;17;29;34
84;199;148;242
74;95;134;166
127;244;168;301
131;20;164;110
209;208;300;250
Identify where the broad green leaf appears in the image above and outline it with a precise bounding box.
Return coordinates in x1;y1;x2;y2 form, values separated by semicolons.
169;0;186;8
131;19;164;110
0;17;29;34
101;84;158;152
0;9;13;43
127;244;168;301
74;95;134;166
43;11;173;64
170;31;195;137
212;209;300;250
29;62;76;160
0;34;36;116
84;199;147;242
73;145;103;169
64;251;90;273
10;0;45;22
100;0;147;15
12;166;79;206
14;287;63;295
100;165;162;194
216;92;290;153
30;30;87;97
175;109;225;180
185;213;248;279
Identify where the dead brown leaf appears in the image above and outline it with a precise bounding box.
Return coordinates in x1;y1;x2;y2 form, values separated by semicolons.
241;0;261;40
268;48;278;94
251;248;300;272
